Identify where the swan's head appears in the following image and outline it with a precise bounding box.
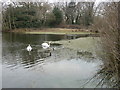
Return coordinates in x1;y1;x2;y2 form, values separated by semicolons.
48;41;52;45
48;41;51;44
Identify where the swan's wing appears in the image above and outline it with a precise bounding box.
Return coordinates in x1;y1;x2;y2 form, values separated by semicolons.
27;46;29;50
42;43;45;45
30;47;32;50
42;46;48;49
27;46;32;51
42;43;48;46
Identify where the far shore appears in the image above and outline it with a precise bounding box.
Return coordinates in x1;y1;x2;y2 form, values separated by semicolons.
4;28;97;35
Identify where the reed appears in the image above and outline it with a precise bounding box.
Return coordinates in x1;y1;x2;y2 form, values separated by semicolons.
92;2;120;88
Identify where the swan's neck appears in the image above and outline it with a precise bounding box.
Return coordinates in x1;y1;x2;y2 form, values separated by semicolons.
48;42;50;46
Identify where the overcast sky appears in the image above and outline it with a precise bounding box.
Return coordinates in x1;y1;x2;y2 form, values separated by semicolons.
0;0;119;3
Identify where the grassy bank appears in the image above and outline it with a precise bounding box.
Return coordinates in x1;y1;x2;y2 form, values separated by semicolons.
11;28;94;35
51;37;99;52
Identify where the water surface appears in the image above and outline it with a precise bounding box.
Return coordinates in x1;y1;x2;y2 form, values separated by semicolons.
2;32;102;88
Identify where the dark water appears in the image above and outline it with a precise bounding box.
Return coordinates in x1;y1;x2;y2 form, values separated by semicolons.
2;32;102;88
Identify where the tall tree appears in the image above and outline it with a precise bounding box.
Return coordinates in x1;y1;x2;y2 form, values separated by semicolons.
53;6;63;25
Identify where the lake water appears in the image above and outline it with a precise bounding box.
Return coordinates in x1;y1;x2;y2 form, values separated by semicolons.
2;32;102;88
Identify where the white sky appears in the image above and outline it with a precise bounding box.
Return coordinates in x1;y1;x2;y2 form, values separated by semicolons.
0;0;119;3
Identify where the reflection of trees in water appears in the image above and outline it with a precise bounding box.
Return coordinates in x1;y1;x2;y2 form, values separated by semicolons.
3;42;97;69
2;33;84;45
2;33;66;68
2;47;52;69
2;33;45;44
2;33;99;71
20;49;40;68
2;33;65;44
20;49;51;68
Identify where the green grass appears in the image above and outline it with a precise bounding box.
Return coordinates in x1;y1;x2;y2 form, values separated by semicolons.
51;37;99;52
25;31;93;35
12;28;96;35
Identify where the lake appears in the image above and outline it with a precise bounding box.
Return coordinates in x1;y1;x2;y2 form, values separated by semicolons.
2;32;102;88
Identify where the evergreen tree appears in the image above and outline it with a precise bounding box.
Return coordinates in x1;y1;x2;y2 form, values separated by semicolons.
52;7;63;25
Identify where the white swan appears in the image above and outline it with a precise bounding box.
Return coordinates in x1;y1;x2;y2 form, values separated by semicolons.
41;42;50;49
27;44;32;51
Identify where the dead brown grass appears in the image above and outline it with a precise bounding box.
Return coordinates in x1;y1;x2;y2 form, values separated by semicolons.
92;2;120;88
